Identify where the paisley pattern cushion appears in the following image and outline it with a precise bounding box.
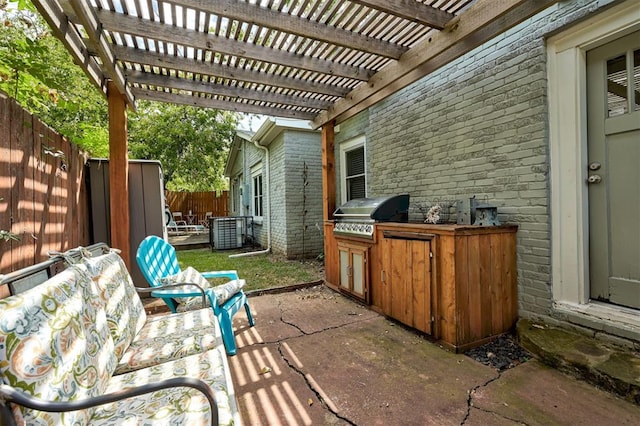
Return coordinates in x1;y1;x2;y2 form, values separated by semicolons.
1;250;241;425
160;267;245;308
0;266;117;426
96;328;240;426
114;309;218;375
81;252;147;360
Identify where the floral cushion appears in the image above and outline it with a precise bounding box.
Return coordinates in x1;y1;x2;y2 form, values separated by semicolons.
114;309;218;375
212;279;245;306
160;267;245;307
0;266;117;426
81;252;147;360
175;280;245;314
95;326;240;426
1;250;241;425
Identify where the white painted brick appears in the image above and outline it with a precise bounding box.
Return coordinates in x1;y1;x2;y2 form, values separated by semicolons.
354;0;612;323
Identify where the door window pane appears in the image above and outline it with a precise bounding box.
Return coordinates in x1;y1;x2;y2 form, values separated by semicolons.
607;54;628;117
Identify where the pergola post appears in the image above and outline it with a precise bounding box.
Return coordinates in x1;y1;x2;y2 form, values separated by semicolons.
321;121;336;222
107;80;131;268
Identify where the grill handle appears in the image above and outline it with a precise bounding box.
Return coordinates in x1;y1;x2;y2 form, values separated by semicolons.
333;213;372;217
382;230;435;241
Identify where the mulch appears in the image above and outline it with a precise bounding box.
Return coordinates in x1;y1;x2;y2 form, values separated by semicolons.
465;334;532;371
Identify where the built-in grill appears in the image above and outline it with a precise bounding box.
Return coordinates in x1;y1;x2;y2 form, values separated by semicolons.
333;194;410;238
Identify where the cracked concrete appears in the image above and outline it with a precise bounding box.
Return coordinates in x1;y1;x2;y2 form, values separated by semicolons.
227;285;640;425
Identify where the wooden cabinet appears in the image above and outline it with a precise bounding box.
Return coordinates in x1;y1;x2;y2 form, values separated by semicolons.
326;222;518;351
337;241;370;303
378;231;433;334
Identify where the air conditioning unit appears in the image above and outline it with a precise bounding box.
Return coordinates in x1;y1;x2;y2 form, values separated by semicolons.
213;217;243;249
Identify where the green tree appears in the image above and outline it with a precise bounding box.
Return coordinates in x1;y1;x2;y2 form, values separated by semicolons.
1;0;238;183
0;0;109;156
128;101;238;191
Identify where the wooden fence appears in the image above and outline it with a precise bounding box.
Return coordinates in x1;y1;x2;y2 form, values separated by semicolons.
0;92;91;280
165;190;229;223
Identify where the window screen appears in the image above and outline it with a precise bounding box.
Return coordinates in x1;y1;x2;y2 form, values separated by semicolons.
346;147;365;200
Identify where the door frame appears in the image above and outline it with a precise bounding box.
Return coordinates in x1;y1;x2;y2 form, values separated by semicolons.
548;0;640;338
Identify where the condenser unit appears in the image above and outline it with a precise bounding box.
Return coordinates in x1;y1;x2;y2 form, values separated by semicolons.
213;217;243;249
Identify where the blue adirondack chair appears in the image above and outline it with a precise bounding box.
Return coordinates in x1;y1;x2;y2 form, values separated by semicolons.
136;235;255;355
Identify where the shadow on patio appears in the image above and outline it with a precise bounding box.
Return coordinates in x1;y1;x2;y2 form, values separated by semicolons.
226;285;640;426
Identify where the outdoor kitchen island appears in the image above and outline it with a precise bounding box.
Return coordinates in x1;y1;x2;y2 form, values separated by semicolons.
324;221;518;352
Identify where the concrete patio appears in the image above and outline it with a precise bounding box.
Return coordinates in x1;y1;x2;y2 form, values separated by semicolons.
225;285;640;425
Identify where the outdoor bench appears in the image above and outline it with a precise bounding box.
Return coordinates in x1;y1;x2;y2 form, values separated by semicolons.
0;246;240;425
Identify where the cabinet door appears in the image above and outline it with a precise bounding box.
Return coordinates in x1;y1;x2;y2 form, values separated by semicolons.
337;242;370;303
339;246;350;291
351;246;368;300
381;236;432;334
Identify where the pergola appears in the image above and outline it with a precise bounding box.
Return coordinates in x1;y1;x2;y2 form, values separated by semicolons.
32;0;558;267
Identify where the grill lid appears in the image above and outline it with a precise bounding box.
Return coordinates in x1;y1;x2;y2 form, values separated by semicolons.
334;194;410;222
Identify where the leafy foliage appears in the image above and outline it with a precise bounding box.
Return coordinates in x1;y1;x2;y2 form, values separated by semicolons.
0;0;237;185
128;101;238;191
0;0;109;155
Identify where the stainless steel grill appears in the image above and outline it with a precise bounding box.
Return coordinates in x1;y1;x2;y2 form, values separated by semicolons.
333;194;410;238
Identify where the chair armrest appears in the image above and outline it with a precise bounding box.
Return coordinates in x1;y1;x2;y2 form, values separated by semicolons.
201;270;239;280
0;378;218;426
135;283;208;308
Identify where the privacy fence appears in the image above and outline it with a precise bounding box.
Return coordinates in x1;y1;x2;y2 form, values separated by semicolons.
0;92;91;279
1;92;231;281
165;190;229;220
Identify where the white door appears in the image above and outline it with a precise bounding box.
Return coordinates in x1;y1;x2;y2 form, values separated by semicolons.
586;31;640;309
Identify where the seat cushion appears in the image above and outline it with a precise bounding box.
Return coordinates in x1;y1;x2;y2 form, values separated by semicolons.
160;267;245;307
81;251;147;360
114;309;219;375
0;266;117;425
97;323;240;425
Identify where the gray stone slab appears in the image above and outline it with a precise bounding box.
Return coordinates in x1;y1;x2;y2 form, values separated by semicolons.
471;361;640;425
230;286;640;425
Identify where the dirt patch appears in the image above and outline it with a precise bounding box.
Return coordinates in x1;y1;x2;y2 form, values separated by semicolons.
465;334;532;371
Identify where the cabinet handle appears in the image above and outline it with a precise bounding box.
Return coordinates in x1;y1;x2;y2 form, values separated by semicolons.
381;270;386;283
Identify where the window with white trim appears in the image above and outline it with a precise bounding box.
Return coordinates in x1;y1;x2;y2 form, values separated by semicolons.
340;136;366;203
251;163;263;218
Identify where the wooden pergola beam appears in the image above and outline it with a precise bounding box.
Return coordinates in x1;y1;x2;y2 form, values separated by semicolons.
126;70;333;110
321;122;336;222
97;10;373;81
68;0;134;105
107;81;130;268
313;0;559;127
172;0;407;59
349;0;455;30
133;89;318;120
31;0;106;95
114;46;351;97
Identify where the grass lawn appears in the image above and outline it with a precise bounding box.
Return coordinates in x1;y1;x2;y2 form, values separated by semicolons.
175;248;325;292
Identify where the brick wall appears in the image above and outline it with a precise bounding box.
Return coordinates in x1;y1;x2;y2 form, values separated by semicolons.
268;135;286;255
227;129;323;258
283;130;323;259
335;0;613;319
334;111;369;204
